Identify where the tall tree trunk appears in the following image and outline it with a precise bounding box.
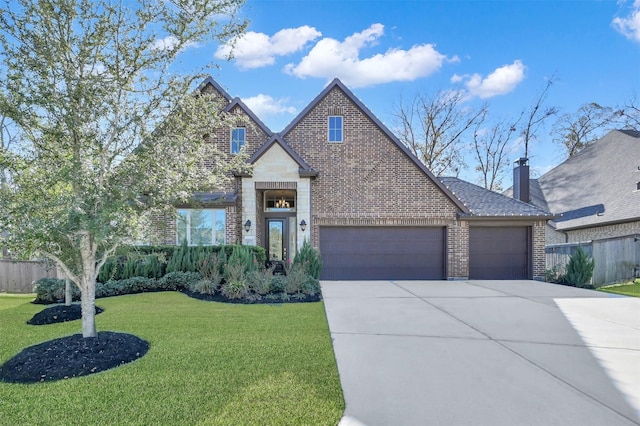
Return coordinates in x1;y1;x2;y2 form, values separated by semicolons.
65;278;72;306
80;280;97;338
80;234;98;338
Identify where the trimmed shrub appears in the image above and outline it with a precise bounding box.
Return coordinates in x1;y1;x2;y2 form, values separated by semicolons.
270;275;287;293
300;276;321;296
34;278;79;304
158;271;201;291
564;246;595;288
293;240;322;279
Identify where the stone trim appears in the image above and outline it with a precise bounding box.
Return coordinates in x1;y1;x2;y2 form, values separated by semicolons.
255;181;297;190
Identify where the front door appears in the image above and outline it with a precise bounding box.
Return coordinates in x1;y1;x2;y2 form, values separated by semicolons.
267;217;295;261
266;218;289;262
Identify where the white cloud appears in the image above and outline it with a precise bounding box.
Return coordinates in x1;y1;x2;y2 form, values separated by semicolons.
150;35;197;52
612;1;640;43
242;94;297;119
284;23;454;88
457;60;526;99
450;74;464;83
215;26;322;70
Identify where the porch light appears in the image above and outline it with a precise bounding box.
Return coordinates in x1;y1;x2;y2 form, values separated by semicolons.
244;220;251;233
299;220;307;232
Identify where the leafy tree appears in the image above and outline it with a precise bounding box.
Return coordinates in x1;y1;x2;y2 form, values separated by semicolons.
552;102;617;157
0;0;247;337
394;90;488;176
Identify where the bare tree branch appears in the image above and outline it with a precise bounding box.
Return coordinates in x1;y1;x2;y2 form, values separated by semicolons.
551;102;618;157
394;90;487;176
519;76;558;158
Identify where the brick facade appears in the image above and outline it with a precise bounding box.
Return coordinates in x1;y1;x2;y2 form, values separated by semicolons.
147;77;550;280
564;220;640;243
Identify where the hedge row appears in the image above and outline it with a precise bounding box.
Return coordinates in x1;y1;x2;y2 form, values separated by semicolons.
34;268;320;305
34;272;201;304
97;243;266;283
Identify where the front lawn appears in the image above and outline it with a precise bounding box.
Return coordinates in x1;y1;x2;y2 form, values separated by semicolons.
598;279;640;297
0;292;344;425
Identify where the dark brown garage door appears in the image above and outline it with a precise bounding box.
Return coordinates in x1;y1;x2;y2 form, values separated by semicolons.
469;226;531;279
319;227;446;280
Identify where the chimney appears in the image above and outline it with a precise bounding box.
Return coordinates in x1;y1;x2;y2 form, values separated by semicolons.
513;157;530;203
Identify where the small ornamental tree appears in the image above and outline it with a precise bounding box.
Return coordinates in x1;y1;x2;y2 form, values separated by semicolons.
0;0;247;338
564;246;595;288
293;239;322;279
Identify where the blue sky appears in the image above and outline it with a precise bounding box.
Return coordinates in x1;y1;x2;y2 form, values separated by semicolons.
183;0;640;183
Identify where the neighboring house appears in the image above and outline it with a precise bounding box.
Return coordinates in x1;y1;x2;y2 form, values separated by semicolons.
508;129;640;284
152;77;554;280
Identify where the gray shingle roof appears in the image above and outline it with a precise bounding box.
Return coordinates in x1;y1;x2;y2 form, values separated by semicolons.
537;130;640;230
439;177;553;217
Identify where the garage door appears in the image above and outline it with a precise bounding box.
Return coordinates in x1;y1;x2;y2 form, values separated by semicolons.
469;226;531;279
319;227;445;280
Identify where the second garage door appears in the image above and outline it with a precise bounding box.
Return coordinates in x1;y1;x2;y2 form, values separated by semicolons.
469;226;531;279
319;226;446;280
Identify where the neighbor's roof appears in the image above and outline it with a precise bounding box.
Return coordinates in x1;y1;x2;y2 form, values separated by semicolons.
439;177;554;219
536;130;640;230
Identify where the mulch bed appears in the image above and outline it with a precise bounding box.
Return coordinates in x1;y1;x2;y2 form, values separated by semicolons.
0;331;149;384
182;290;322;304
27;304;104;325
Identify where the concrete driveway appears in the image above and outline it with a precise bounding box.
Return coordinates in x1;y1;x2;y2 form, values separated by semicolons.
321;280;640;426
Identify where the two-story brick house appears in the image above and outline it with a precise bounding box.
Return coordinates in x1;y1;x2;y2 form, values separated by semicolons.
154;76;553;280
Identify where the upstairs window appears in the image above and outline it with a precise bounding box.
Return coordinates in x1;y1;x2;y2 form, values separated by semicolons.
328;116;343;143
231;127;246;154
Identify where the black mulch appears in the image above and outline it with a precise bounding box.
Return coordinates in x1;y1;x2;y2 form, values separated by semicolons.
182;290;322;304
27;304;104;325
0;332;149;384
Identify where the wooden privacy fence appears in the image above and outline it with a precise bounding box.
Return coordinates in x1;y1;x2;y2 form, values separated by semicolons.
546;235;640;287
0;259;58;293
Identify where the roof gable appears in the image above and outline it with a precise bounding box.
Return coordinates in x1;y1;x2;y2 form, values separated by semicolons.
280;78;470;213
249;135;316;177
225;97;273;137
198;76;233;102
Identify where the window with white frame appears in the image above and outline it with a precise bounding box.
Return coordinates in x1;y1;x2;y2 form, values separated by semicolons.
177;209;225;245
231;127;246;154
328;116;343;143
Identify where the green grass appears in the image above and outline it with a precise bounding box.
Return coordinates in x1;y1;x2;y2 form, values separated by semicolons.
598;279;640;297
0;293;36;311
0;292;344;425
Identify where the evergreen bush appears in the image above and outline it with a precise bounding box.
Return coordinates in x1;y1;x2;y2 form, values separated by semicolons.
293;240;322;279
564;246;595;288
